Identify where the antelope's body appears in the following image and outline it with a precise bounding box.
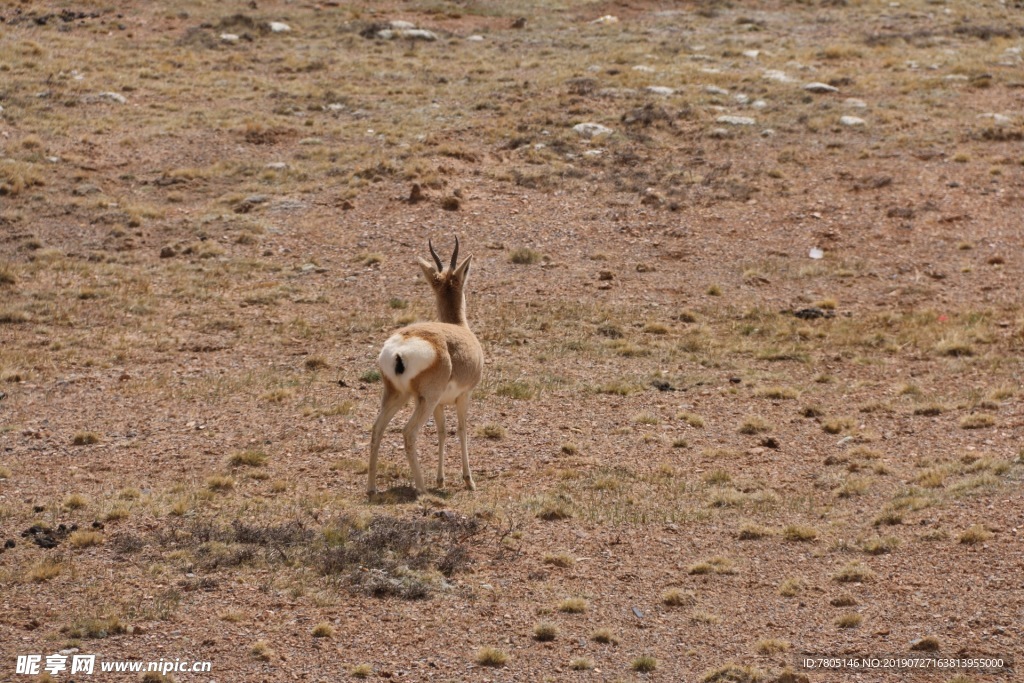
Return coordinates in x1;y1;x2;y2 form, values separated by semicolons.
367;238;483;495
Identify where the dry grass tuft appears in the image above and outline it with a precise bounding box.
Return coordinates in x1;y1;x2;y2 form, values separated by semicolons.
631;655;658;673
475;646;509;667
958;524;992;545
557;597;588;613
532;621;558;641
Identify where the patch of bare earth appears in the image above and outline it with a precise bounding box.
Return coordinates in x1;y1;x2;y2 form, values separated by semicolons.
0;1;1022;681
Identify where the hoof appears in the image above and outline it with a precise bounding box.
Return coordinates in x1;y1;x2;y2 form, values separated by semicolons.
463;475;476;491
436;478;445;488
367;488;377;498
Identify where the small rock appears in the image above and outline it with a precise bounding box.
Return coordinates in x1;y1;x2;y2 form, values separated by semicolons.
378;27;437;40
265;162;288;170
631;606;644;619
704;85;729;95
324;103;345;112
220;33;239;43
760;128;775;137
632;65;655;73
844;98;868;109
409;183;426;203
97;92;127;104
466;35;484;42
804;82;839;93
390;20;417;29
716;115;755;125
840;115;866;126
592;15;619;24
160;246;177;259
980;113;1011;125
72;183;101;196
808;247;824;259
910;637;940;652
742;49;760;59
763;69;793;83
645;86;674;96
268;21;291;33
573;122;613;138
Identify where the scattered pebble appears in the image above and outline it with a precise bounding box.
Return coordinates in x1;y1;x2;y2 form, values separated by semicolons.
840;115;866;126
220;33;239;43
268;22;291;33
752;99;768;109
96;92;127;104
804;82;839;93
645;86;675;96
592;15;619;24
573;122;613;138
742;49;760;59
980;113;1011;125
265;162;288;170
716;115;755;126
633;65;655;73
704;85;729;95
844;98;867;109
809;247;825;259
466;35;484;42
377;28;438;41
763;69;793;83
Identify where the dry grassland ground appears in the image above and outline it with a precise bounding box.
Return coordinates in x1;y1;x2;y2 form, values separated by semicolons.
1;0;1023;681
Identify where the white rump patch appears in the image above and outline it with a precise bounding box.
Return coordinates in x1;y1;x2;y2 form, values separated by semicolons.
378;334;438;393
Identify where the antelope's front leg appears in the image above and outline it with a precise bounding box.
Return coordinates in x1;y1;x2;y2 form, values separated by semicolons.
455;393;475;491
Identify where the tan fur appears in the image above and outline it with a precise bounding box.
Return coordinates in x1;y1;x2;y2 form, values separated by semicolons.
367;239;484;495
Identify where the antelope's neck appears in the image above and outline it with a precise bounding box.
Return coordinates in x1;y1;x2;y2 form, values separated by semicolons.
436;295;467;326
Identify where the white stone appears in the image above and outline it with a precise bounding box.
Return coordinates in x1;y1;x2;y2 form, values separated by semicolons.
804;82;839;93
716;115;755;125
268;22;291;33
743;50;760;59
384;28;437;41
573;122;614;138
980;113;1011;125
844;98;867;109
840;115;866;126
760;129;775;137
98;92;127;104
592;15;619;24
763;70;793;83
734;93;749;104
584;149;604;157
633;65;655;73
752;99;767;109
265;162;288;170
809;247;824;260
704;85;729;95
467;35;484;41
324;103;345;112
645;86;675;96
220;33;239;43
390;20;416;29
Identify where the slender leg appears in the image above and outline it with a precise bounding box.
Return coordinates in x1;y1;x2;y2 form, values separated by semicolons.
403;395;438;493
368;387;406;495
455;392;475;491
434;404;446;488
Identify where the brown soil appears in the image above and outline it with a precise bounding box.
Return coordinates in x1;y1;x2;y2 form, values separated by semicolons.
0;1;1022;682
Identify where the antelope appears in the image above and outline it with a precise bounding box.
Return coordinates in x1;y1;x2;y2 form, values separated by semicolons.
367;237;484;496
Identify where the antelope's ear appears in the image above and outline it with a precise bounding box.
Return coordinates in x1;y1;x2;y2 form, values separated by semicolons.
417;257;438;281
453;254;472;281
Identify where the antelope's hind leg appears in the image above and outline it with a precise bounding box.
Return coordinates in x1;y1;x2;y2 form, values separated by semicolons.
434;404;446;489
368;384;406;496
402;394;439;494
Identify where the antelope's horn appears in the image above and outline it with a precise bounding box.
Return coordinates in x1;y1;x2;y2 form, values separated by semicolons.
428;239;443;271
449;236;460;271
